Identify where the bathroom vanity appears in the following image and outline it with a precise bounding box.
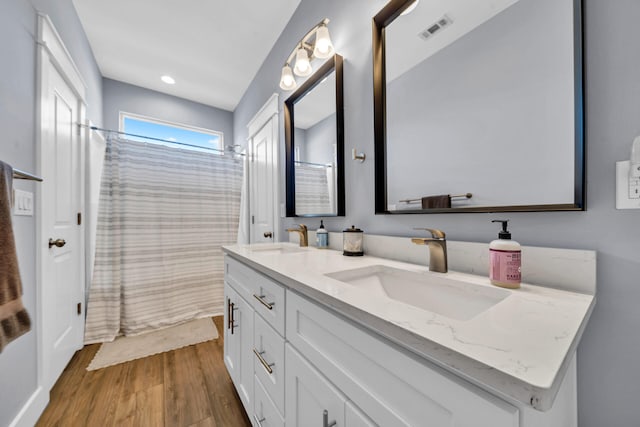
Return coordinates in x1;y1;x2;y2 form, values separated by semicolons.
222;241;594;427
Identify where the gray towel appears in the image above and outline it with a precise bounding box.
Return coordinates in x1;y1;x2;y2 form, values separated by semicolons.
421;194;451;209
0;161;31;352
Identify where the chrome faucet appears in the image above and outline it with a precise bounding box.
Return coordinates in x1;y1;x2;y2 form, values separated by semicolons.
286;224;308;247
411;228;447;273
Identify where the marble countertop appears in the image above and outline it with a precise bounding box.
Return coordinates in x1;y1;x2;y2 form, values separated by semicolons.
222;243;595;411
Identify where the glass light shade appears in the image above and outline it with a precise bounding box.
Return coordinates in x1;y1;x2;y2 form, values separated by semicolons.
293;47;313;77
401;0;419;15
313;25;334;59
279;64;297;90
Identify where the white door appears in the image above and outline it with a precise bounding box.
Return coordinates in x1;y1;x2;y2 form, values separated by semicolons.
40;57;84;389
250;117;277;243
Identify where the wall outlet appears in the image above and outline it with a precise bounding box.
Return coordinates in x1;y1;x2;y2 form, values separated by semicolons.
13;189;34;216
616;160;640;209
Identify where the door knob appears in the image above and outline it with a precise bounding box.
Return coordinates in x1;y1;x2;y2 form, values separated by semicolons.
48;238;66;248
263;231;273;238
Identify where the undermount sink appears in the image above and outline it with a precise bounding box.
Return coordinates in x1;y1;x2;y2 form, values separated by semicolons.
326;265;509;321
250;244;306;254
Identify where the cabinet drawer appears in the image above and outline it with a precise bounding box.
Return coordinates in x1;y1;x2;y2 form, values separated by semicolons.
225;256;285;335
254;314;285;415
254;376;284;427
286;290;519;427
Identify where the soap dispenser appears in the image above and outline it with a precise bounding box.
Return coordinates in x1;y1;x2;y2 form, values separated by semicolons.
316;220;329;249
489;220;521;289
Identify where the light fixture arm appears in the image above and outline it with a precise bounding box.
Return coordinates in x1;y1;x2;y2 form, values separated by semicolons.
283;18;330;66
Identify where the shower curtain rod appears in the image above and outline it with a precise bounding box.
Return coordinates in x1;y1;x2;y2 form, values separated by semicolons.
79;124;245;156
295;160;333;167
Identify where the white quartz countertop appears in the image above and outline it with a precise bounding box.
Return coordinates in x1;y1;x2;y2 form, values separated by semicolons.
222;243;595;411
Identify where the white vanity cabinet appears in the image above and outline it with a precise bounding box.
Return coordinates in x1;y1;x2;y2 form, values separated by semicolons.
225;256;288;425
223;252;578;427
286;290;519;427
224;283;254;413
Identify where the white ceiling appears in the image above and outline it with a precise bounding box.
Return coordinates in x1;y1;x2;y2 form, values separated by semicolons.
295;72;336;130
72;0;301;111
386;0;520;83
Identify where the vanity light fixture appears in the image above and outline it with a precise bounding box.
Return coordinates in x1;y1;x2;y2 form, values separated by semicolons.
401;0;419;16
293;46;313;76
161;75;176;85
279;18;335;91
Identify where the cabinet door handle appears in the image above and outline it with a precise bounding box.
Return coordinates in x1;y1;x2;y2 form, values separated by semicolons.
253;294;274;310
226;298;231;330
230;302;237;335
323;410;337;427
253;415;266;427
253;348;275;374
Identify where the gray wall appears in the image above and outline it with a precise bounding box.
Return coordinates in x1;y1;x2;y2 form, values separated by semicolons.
295;127;307;160
386;0;574;207
304;113;336;165
233;0;640;424
103;78;233;144
0;0;102;425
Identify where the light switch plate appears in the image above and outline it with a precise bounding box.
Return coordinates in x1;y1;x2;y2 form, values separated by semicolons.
13;189;34;216
616;160;640;209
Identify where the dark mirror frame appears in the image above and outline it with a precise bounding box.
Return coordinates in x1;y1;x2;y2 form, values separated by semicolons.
285;54;345;217
372;0;585;214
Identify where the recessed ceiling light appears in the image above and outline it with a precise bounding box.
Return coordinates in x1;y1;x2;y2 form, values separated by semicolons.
161;75;176;85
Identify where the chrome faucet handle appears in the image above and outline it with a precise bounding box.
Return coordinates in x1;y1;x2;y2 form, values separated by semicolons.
413;228;446;239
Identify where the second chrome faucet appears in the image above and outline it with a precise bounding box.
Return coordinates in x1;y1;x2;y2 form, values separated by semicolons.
411;228;447;273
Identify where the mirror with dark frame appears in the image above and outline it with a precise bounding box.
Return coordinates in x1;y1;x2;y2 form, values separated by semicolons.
373;0;585;214
285;54;345;217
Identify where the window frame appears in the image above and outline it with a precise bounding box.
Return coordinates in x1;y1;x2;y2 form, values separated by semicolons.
118;111;224;152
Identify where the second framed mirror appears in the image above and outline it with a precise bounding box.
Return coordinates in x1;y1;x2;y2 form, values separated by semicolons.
285;54;344;217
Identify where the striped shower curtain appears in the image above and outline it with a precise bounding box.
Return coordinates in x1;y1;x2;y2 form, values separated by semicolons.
295;164;333;215
84;138;242;343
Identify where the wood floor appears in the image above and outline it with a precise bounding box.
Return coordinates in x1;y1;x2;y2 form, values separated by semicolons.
36;317;251;427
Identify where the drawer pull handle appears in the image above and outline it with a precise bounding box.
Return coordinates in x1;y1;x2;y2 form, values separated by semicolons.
254;415;266;427
253;348;275;374
323;410;337;427
253;294;274;310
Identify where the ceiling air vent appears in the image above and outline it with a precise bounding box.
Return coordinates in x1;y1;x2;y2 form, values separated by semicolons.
418;15;453;41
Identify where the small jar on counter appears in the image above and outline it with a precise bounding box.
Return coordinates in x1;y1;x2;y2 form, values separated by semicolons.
343;225;364;256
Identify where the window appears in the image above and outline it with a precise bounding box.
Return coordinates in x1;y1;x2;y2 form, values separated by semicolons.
119;112;224;153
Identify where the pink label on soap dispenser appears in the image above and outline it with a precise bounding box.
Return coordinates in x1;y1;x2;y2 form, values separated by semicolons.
490;249;521;284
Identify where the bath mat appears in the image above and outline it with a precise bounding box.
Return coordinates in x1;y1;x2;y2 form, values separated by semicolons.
87;318;218;370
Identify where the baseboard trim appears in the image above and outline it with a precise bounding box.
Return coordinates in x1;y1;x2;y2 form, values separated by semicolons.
8;385;49;427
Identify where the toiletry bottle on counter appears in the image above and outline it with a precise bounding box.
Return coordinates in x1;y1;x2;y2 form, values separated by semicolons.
316;220;329;249
489;220;521;289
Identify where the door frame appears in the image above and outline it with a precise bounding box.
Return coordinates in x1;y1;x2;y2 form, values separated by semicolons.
246;94;280;243
28;14;87;425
